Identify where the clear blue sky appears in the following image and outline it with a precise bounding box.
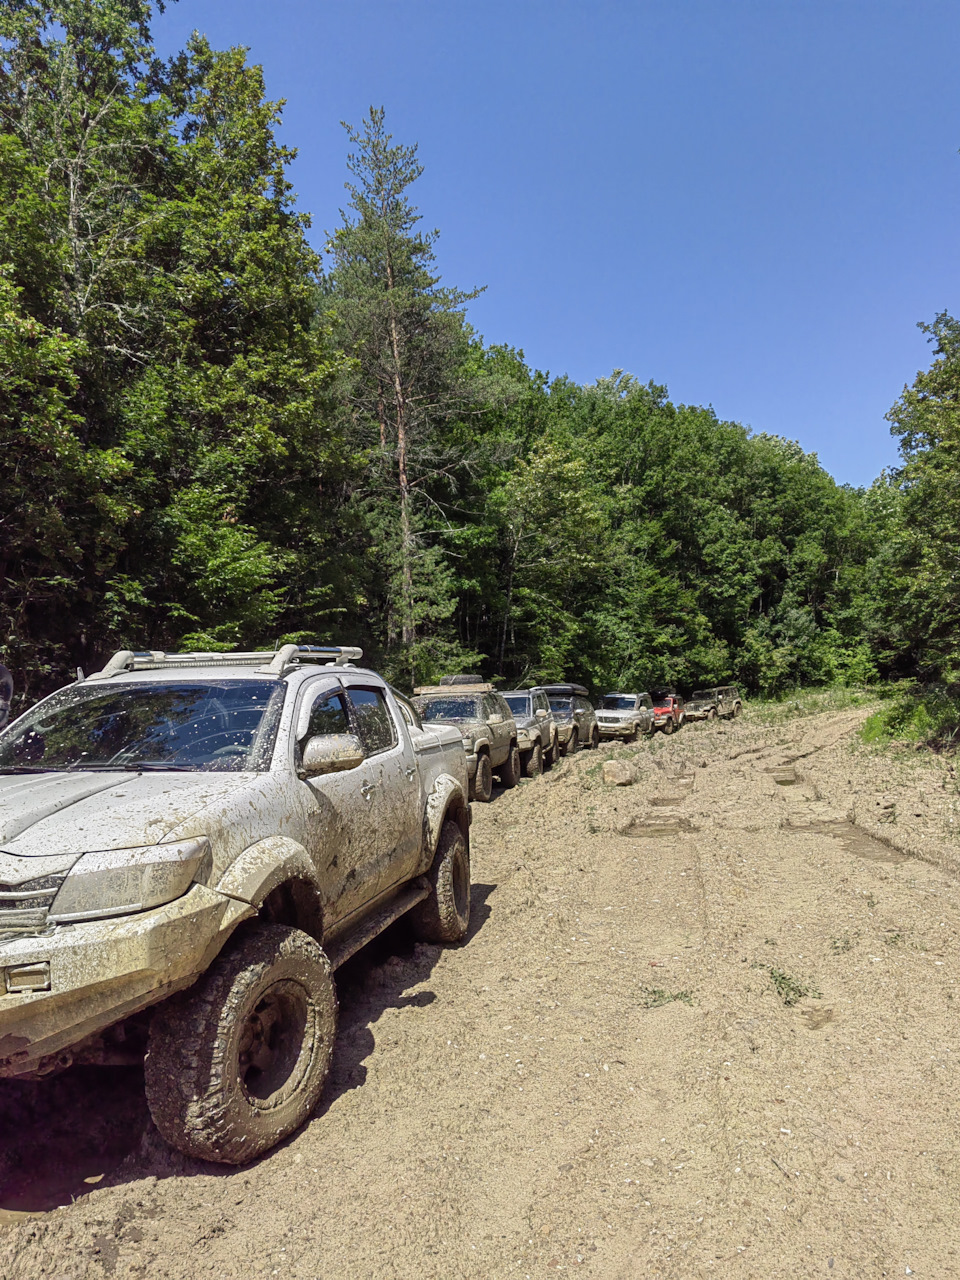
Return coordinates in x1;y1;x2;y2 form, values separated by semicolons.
155;0;960;488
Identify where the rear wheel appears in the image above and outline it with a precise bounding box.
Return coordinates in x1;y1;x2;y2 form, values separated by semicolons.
523;742;543;778
470;753;493;802
410;819;471;944
145;923;337;1165
498;743;521;788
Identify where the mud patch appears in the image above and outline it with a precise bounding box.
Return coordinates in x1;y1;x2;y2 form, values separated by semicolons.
787;819;910;864
648;796;685;807
765;767;799;786
619;817;697;837
800;1008;835;1030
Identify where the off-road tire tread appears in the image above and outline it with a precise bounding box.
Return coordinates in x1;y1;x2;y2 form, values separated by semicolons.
409;820;471;944
523;742;543;778
144;923;337;1165
471;752;493;802
498;743;521;787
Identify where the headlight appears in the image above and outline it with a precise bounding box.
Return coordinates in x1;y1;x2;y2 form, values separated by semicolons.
49;837;212;923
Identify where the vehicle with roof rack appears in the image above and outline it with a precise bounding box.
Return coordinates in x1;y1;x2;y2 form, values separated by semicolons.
500;687;558;776
411;682;520;802
0;644;472;1164
594;691;655;740
683;685;743;721
541;683;600;754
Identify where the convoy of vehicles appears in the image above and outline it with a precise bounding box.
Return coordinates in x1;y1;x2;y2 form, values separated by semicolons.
0;647;741;1166
0;645;472;1163
595;691;655;740
542;684;600;754
412;682;520;802
501;688;558;775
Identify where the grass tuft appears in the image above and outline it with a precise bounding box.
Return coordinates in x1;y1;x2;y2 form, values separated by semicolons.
753;963;822;1006
638;986;694;1009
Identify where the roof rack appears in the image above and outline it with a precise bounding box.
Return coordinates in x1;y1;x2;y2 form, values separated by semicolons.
88;645;364;680
413;682;494;695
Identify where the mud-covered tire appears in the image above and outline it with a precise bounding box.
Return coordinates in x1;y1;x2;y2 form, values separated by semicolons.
708;707;718;721
470;753;493;802
733;703;742;717
543;734;556;768
523;742;543;778
590;726;600;749
409;820;471;944
144;923;337;1165
564;729;579;756
660;719;674;736
498;742;521;788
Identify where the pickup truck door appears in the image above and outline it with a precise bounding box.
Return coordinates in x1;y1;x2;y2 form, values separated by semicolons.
294;677;416;926
339;677;420;894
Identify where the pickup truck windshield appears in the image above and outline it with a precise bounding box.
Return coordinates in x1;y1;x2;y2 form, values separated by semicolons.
600;696;636;710
0;680;286;774
503;696;531;716
418;696;481;721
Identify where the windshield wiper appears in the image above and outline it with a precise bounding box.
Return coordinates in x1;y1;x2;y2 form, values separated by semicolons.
116;762;200;772
0;766;59;774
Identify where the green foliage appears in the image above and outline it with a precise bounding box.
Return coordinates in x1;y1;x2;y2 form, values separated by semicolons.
861;684;960;751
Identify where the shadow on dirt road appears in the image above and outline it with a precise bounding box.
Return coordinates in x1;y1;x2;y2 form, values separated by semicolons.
0;881;498;1219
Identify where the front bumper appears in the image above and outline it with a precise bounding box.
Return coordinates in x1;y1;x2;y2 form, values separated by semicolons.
597;721;635;738
0;884;252;1077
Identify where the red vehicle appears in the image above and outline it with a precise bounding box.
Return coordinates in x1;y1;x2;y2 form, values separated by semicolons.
651;689;685;734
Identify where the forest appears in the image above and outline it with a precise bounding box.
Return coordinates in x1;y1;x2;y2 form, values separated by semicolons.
1;2;958;741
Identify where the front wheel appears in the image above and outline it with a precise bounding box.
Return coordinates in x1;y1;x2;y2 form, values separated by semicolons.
590;726;600;749
145;923;337;1165
565;729;580;756
660;719;674;736
470;753;493;802
498;743;521;788
708;707;718;721
522;742;543;778
410;819;471;944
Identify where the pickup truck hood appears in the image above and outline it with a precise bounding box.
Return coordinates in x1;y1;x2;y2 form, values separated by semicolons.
0;771;254;858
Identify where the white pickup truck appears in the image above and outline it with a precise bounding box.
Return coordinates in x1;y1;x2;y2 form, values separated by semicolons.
0;645;471;1163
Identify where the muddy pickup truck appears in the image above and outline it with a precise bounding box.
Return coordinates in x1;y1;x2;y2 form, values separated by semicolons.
412;683;520;803
0;645;471;1164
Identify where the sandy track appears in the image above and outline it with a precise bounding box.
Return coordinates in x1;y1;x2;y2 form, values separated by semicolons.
2;702;960;1278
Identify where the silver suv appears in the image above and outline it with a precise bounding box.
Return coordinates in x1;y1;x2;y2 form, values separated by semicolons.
413;683;520;802
0;645;471;1164
501;688;558;776
595;691;655;740
542;684;600;755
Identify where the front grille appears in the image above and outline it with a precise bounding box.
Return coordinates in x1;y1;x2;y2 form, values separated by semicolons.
0;874;64;936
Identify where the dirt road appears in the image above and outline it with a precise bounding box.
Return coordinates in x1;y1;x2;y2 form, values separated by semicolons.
3;698;960;1279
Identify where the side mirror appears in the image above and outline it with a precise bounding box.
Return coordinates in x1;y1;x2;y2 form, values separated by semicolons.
535;708;547;719
300;733;364;779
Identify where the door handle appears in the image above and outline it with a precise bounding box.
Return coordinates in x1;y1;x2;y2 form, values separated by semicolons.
360;780;376;799
404;766;417;780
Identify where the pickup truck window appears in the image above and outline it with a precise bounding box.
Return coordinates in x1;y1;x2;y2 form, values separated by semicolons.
346;687;398;756
301;690;350;744
0;680;285;774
